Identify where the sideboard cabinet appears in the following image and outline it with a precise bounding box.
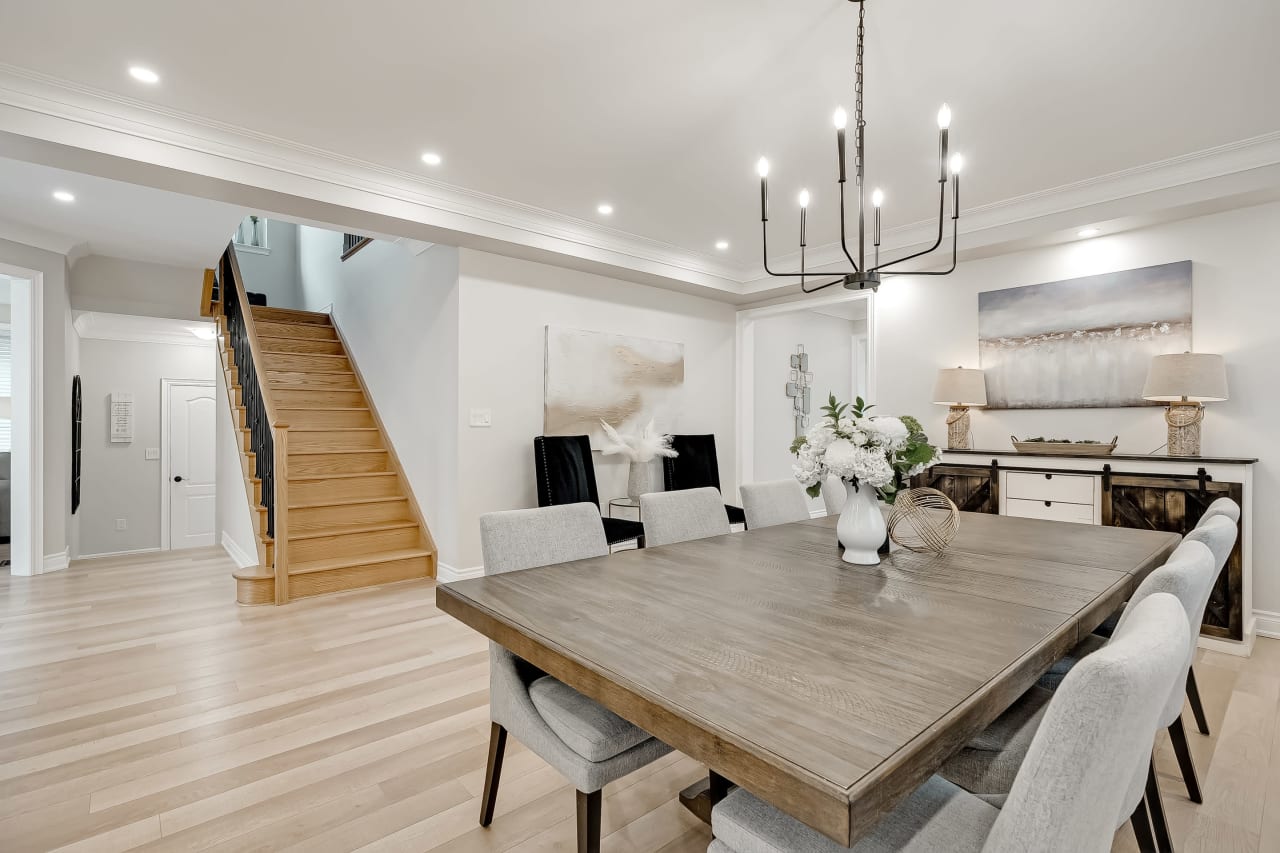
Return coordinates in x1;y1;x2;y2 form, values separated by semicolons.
913;450;1256;654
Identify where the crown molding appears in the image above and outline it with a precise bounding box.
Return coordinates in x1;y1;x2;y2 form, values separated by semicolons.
0;63;744;292
73;310;215;348
1;63;1278;302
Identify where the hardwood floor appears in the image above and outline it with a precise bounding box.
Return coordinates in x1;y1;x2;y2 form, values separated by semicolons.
0;548;1276;852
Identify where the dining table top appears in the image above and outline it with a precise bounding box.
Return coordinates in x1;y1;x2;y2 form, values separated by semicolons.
436;511;1182;846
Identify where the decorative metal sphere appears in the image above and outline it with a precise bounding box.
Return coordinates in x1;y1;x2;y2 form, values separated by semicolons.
887;488;960;554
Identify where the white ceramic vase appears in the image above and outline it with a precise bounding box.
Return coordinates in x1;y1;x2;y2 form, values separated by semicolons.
837;480;886;565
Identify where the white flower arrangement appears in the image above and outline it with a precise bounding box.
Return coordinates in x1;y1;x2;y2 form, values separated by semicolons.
598;419;678;463
791;395;940;503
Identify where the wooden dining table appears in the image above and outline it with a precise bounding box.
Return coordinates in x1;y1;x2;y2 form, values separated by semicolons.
435;511;1181;847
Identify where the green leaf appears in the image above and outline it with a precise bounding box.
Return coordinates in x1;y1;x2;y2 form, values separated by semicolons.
805;482;823;499
789;436;808;456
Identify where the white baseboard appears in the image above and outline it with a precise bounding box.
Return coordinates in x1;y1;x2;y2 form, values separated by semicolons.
76;546;162;560
221;532;258;570
1196;615;1259;658
1254;610;1280;640
42;549;69;573
810;508;827;519
437;562;484;583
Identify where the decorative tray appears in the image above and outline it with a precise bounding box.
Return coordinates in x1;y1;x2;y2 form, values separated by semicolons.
1010;435;1118;456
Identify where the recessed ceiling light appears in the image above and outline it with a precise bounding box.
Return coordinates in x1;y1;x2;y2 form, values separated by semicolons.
597;203;614;216
52;190;76;203
421;152;442;166
1077;227;1100;238
128;66;160;84
715;240;730;251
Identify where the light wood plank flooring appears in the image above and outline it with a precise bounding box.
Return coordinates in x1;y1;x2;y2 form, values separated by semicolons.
0;548;1276;852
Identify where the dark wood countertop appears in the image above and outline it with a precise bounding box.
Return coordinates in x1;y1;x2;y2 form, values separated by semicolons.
943;449;1258;465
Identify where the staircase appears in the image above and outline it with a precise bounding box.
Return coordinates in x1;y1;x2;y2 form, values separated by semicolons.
207;246;436;604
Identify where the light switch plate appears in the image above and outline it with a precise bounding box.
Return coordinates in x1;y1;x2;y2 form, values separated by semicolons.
115;518;127;531
469;408;492;428
145;447;160;460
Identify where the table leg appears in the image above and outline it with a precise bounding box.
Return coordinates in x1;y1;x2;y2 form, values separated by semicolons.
679;770;731;826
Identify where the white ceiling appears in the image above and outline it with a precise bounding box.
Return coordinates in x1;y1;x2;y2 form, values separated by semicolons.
0;157;246;267
0;0;1277;275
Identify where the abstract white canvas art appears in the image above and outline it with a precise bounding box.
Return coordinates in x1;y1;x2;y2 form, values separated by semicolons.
543;327;685;446
979;260;1193;409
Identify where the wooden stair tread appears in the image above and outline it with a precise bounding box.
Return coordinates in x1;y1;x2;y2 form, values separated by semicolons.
288;548;434;576
277;406;371;412
289;448;387;456
288;520;420;541
289;471;398;481
290;495;408;510
287;426;381;432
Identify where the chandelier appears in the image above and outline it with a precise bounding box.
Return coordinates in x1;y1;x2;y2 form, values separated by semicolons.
756;0;963;293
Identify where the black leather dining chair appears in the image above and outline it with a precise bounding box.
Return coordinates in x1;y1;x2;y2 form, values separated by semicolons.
533;435;646;547
662;434;746;527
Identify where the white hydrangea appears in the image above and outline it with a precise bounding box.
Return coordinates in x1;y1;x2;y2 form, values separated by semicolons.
864;416;909;450
822;440;895;488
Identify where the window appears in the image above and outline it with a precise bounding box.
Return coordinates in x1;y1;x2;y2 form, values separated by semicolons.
0;330;11;452
233;216;270;254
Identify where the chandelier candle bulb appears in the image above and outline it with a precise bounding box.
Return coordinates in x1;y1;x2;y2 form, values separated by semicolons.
757;157;770;222
834;108;848;183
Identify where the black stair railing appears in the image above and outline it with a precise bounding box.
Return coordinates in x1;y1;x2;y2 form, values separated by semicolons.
219;246;276;540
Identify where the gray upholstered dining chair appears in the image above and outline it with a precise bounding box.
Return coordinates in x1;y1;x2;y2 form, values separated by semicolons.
478;503;672;853
740;479;811;529
820;475;846;516
707;593;1190;853
639;487;731;547
942;539;1215;849
1197;496;1240;527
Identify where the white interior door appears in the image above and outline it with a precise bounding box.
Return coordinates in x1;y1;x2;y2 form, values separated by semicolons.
167;382;216;549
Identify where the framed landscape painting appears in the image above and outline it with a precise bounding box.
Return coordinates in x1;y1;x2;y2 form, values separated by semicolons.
978;260;1192;409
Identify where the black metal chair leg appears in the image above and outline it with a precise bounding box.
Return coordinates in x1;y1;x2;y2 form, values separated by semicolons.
1186;667;1210;735
1168;716;1203;804
1145;755;1176;852
577;789;602;853
479;722;507;827
1131;798;1158;853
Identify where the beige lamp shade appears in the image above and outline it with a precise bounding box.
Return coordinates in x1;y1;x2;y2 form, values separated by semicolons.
932;367;988;407
1142;353;1228;402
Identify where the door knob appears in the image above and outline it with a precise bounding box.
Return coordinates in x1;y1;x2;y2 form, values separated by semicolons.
173;475;184;482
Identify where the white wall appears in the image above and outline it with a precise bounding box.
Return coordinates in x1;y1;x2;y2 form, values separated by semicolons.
0;237;74;571
215;362;258;568
455;249;738;570
76;338;215;556
295;227;461;564
874;201;1280;615
234;220;303;309
70;255;206;321
751;310;859;514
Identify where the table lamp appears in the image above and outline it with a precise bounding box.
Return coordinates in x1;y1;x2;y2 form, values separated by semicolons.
1142;353;1228;457
932;367;987;450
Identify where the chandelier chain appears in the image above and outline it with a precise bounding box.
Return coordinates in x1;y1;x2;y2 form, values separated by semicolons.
855;0;865;185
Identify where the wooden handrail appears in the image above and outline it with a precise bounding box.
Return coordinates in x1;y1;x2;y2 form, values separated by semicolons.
224;244;281;428
272;420;290;604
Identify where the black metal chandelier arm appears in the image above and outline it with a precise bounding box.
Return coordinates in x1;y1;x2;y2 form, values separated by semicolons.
869;180;947;272
761;223;858;278
837;184;860;272
878;218;958;277
801;276;845;293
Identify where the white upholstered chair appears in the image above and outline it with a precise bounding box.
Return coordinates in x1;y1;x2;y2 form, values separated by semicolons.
478;503;672;853
707;593;1190;853
1197;496;1240;527
740;479;811;529
640;487;731;547
943;539;1216;849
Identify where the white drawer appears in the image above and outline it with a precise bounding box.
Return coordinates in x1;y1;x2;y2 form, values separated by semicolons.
1004;472;1096;505
1006;497;1095;525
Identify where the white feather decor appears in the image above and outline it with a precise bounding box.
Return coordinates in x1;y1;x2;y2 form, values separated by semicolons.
598;419;678;463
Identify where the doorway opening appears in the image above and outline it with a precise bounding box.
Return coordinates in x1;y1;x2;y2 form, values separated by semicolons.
0;266;43;575
737;291;874;516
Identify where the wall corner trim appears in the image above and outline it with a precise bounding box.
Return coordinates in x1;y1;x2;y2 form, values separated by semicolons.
41;550;70;573
1254;610;1280;640
221;531;258;570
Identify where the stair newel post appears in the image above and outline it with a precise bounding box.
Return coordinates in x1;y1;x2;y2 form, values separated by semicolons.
273;421;290;604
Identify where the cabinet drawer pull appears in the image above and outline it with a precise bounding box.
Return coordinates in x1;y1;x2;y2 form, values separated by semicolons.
1044;500;1052;507
1044;473;1053;480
